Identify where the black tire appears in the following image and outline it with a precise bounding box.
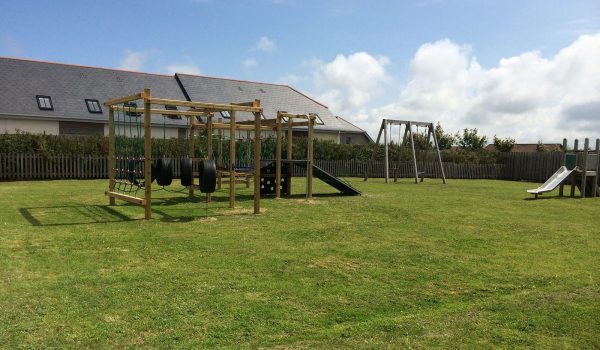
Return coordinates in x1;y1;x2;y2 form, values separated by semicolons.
156;157;173;186
151;159;157;183
198;159;216;193
180;157;193;187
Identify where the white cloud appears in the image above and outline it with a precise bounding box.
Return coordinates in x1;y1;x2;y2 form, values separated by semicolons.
118;49;145;71
242;58;258;69
253;36;275;53
313;52;391;123
165;57;201;75
373;34;600;142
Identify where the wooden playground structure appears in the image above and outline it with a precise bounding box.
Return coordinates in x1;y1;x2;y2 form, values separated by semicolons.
528;138;600;199
103;89;321;220
364;119;446;184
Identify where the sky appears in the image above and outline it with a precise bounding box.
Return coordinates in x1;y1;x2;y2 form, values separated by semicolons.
1;0;599;143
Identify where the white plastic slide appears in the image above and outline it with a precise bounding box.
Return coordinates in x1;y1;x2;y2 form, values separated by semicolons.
527;166;575;198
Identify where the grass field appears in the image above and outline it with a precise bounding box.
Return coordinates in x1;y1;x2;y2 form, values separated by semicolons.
0;177;599;349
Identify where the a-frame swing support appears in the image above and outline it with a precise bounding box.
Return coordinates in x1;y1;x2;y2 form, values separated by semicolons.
364;119;446;184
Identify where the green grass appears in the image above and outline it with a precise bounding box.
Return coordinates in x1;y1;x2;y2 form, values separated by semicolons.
0;178;599;349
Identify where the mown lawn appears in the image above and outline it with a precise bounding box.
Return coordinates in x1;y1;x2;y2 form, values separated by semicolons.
0;177;598;349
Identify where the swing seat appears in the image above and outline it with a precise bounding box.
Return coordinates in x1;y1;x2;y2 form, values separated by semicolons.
156;157;173;186
180;157;193;187
199;159;217;193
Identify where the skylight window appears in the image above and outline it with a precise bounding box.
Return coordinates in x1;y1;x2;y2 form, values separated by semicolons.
36;95;53;111
85;99;102;114
163;105;181;119
123;101;141;117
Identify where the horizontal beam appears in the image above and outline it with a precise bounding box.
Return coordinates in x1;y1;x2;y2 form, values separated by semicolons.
104;93;143;106
111;106;210;117
197;122;273;131
384;119;433;127
105;191;146;205
150;98;262;113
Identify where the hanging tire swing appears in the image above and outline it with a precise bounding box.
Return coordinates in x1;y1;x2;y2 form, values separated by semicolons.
198;159;216;193
180;157;193;187
156;157;173;186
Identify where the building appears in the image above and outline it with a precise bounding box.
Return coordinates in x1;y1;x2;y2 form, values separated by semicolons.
0;57;370;143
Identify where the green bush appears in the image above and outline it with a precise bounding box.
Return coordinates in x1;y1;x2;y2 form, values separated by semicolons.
0;132;502;164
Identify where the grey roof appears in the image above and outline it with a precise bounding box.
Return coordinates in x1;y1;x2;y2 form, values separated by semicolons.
0;57;188;127
176;73;365;133
0;57;367;134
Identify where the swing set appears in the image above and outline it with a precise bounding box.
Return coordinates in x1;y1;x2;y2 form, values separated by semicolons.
364;119;446;184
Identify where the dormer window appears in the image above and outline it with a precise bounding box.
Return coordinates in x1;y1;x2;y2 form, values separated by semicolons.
85;99;102;114
123;101;141;117
36;95;53;111
163;105;180;119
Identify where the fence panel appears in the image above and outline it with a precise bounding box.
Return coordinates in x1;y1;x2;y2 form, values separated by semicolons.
0;152;566;182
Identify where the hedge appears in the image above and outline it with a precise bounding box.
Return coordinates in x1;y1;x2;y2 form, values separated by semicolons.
0;132;503;164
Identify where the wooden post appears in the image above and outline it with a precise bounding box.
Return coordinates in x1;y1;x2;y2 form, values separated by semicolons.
384;120;389;183
143;89;152;220
364;121;384;181
559;138;567;197
594;139;600;198
431;123;446;184
395;124;407;182
419;124;432;182
207;114;213;202
571;139;579;197
253;110;262;214
217;117;223;190
582;138;589;198
188;115;195;198
275;112;282;198
108;107;116;206
307;114;314;198
287;117;293;160
229;111;236;209
408;122;418;184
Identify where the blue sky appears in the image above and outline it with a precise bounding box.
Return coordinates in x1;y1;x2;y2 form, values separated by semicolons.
1;0;599;141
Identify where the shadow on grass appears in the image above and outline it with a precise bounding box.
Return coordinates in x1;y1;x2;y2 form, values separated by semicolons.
18;205;142;227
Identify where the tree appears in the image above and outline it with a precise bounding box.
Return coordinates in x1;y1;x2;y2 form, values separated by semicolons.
536;141;547;152
493;135;516;152
434;123;455;150
456;128;487;151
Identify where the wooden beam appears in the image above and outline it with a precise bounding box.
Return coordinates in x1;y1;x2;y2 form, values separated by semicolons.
207;114;213;202
254;111;262;214
430;123;446;184
559;138;568;197
111;106;210;117
229;111;236;209
188;115;195;198
105;191;146;206
307;115;314;198
582;138;589;198
108;107;116;206
104;92;143;107
150;98;262;113
275;113;282;198
384;120;389;183
408;122;419;184
143;89;152;220
364;120;385;181
594;139;600;198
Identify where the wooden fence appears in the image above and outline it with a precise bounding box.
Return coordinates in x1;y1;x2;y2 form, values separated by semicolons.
0;152;565;182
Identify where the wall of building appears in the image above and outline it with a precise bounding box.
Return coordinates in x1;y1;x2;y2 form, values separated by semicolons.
0;116;60;135
341;132;370;145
